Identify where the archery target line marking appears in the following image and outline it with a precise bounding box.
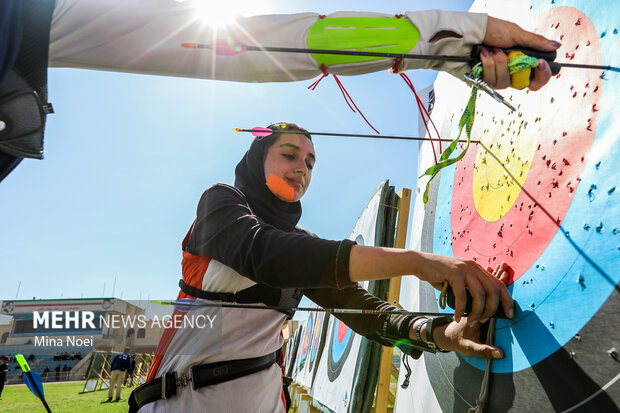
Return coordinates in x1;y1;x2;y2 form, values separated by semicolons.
559;370;620;413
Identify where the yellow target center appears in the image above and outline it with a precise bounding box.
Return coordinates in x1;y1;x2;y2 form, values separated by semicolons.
472;110;538;222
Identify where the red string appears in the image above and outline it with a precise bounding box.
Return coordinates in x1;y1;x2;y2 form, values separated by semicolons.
393;60;442;164
332;74;379;134
307;65;379;134
401;73;442;161
331;75;356;113
391;58;403;73
392;59;439;162
414;78;442;153
406;74;441;151
307;65;329;90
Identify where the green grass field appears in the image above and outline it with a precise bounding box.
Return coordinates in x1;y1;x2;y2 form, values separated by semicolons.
0;381;134;413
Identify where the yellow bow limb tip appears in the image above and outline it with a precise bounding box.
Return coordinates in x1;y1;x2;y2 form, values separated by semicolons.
509;51;531;90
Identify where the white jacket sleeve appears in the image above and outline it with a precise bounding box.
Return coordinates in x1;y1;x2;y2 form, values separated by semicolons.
49;0;487;82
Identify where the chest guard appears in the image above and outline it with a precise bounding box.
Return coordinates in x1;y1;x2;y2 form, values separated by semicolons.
179;278;303;318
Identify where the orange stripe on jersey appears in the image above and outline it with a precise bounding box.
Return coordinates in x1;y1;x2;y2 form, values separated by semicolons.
148;224;213;380
280;386;287;411
146;308;187;381
182;250;211;290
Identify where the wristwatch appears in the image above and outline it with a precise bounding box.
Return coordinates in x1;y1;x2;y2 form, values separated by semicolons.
425;316;453;353
415;318;429;343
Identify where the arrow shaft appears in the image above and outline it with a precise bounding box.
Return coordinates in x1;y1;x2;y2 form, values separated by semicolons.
155;300;455;317
235;128;478;144
193;42;473;64
42;400;53;413
556;62;620;72
192;42;620;72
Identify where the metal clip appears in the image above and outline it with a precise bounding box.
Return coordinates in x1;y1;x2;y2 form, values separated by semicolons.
464;72;516;111
176;374;192;388
161;372;170;399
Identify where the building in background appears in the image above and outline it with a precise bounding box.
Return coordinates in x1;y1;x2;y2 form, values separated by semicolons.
0;298;165;383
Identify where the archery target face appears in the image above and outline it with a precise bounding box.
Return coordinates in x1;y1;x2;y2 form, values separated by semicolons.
295;309;327;388
327;235;362;382
308;312;325;371
430;4;620;374
312;182;388;412
327;318;355;382
452;7;602;284
294;315;313;378
400;2;620;411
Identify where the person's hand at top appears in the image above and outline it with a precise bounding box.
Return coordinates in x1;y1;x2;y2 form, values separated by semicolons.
479;16;560;91
415;257;513;326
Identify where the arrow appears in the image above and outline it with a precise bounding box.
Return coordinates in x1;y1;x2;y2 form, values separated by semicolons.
151;298;455;317
15;354;52;413
182;40;620;74
470;45;620;74
153;295;511;319
233;126;479;144
182;39;474;63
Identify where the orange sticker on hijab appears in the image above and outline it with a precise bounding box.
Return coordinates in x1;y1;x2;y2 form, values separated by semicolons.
266;173;295;202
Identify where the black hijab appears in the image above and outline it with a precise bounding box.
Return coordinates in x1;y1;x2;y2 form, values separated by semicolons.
234;133;304;231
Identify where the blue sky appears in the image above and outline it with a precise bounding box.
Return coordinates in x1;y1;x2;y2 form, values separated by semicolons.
0;0;472;306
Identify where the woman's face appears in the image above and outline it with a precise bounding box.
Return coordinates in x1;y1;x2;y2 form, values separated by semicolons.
263;133;315;202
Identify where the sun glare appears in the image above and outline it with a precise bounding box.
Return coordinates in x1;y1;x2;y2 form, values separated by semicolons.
180;0;271;28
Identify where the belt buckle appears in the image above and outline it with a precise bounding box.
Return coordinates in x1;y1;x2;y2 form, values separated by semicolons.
161;372;176;400
176;373;192;388
161;371;192;400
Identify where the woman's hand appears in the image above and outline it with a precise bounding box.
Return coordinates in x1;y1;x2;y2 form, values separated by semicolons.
432;317;503;359
479;16;559;90
416;258;513;325
349;247;512;325
409;315;503;359
411;264;512;358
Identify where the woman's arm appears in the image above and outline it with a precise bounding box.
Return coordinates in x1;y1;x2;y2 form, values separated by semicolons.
349;246;513;326
189;185;511;326
302;283;416;349
49;2;556;89
186;184;355;290
304;263;511;360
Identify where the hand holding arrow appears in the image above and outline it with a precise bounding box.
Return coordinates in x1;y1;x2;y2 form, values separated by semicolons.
182;40;619;75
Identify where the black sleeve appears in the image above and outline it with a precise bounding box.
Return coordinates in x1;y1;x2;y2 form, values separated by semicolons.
125;357;133;374
185;184;355;289
303;284;430;359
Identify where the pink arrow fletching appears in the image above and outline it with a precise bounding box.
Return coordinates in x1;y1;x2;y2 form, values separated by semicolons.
251;127;273;137
212;39;246;56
